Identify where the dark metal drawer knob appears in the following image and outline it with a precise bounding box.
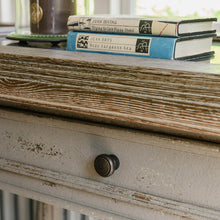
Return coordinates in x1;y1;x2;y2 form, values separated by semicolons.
94;154;120;177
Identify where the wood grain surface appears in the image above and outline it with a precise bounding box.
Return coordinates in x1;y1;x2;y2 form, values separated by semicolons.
0;45;220;142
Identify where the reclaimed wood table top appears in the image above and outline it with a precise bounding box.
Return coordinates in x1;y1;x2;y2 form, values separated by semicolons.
0;37;220;143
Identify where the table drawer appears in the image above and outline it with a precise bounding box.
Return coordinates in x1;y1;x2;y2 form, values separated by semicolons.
1;108;220;219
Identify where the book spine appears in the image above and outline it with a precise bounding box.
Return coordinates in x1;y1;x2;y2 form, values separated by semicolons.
67;17;178;37
67;32;176;60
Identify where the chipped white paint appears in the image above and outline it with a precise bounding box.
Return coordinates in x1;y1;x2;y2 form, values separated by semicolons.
1;157;220;220
1;108;220;219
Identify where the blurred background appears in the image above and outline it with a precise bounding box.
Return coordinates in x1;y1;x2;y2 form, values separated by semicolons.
0;0;219;219
0;0;220;24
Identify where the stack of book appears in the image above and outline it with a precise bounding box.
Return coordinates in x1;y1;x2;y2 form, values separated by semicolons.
66;16;217;60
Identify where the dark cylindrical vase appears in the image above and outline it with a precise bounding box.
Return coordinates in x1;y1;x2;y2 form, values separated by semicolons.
30;0;76;35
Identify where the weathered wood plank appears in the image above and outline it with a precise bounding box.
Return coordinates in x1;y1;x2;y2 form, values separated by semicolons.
0;45;220;142
0;45;220;74
1;157;220;220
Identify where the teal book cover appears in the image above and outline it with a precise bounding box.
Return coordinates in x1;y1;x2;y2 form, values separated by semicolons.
67;31;215;60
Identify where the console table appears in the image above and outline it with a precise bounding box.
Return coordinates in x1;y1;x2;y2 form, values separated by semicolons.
0;42;220;220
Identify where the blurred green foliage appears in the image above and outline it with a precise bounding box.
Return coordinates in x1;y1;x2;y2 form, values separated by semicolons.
211;43;220;64
162;7;220;20
214;11;220;20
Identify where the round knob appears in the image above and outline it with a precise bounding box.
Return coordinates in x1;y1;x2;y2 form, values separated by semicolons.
94;154;120;177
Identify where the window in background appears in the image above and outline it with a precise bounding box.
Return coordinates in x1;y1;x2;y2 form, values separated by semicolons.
0;0;15;25
135;0;220;63
77;0;94;15
91;0;219;63
136;0;220;20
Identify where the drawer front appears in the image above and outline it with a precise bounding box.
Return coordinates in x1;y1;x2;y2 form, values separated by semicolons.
1;109;220;219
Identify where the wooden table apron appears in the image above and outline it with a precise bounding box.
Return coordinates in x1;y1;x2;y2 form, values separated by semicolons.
0;45;220;219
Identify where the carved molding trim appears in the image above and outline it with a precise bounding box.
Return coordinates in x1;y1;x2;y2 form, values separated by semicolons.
0;158;219;220
0;46;220;142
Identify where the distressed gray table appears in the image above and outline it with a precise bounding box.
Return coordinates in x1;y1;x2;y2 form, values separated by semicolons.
0;44;220;220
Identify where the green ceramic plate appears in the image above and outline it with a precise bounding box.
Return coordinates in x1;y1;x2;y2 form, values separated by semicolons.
7;32;67;43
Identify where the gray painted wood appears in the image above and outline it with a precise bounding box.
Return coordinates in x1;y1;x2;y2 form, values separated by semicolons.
0;108;220;219
32;202;63;220
17;196;30;220
2;191;16;220
0;190;2;220
0;191;97;220
67;211;82;220
0;39;220;219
